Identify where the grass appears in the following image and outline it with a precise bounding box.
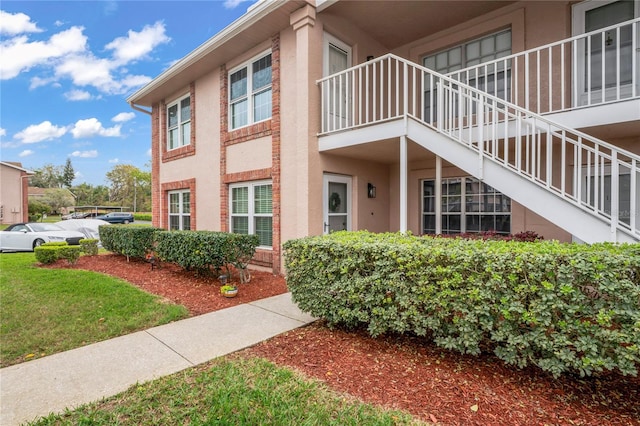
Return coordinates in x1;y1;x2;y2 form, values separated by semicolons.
29;357;425;425
0;252;189;367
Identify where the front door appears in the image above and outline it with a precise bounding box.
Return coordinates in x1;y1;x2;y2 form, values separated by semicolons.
323;34;352;131
323;174;351;234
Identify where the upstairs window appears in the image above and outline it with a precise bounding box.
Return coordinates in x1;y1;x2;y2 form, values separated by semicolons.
167;95;191;150
229;52;272;129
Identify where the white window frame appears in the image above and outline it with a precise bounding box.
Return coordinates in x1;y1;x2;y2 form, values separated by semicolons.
166;94;191;151
228;51;273;130
422;177;511;235
168;190;191;231
229;180;273;248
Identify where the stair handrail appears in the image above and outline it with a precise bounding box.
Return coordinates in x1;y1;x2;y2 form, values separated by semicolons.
317;53;639;240
445;17;639;114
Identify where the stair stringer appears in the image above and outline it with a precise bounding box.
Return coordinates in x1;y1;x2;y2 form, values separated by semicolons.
406;118;636;243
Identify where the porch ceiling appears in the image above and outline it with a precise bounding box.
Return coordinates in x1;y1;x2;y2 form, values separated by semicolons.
321;138;432;164
319;0;515;50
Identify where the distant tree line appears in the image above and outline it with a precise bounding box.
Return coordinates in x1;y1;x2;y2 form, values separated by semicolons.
27;159;152;215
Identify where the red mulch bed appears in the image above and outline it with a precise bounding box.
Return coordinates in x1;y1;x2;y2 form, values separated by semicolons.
48;254;640;425
45;253;288;316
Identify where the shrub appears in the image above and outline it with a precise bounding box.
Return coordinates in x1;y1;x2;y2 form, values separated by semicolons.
79;239;99;256
284;231;640;378
134;213;152;221
100;225;161;260
154;231;259;280
34;246;60;264
57;245;82;264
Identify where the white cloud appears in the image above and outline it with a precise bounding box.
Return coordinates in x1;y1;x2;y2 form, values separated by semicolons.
18;149;34;157
70;150;98;158
0;128;6;137
55;53;116;92
112;112;135;123
70;118;121;138
64;89;91;101
54;20;64;27
0;26;87;80
15;121;67;143
146;148;152;157
0;11;42;35
1;16;163;95
108;158;119;163
105;21;170;65
74;170;83;178
223;0;252;9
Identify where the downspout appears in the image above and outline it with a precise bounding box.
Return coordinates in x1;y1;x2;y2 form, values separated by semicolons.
129;102;152;116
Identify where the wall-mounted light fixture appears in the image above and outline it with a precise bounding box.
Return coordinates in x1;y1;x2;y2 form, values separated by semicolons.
366;55;375;61
367;182;376;198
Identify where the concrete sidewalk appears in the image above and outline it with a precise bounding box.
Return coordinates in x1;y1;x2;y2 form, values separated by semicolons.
0;293;316;426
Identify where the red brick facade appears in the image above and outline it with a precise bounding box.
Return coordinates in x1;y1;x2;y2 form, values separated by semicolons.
150;35;281;273
220;35;281;273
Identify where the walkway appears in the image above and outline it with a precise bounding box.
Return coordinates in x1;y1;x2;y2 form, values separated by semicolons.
0;293;316;426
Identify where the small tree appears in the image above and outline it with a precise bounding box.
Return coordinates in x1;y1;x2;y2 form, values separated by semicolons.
62;158;75;188
42;188;75;214
28;200;50;221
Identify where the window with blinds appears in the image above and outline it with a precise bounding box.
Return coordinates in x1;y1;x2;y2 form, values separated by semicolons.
230;181;272;247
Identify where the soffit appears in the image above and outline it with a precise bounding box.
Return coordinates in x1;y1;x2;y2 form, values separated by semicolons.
319;0;515;50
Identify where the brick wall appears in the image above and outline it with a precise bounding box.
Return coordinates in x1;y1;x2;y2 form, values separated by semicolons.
219;35;281;272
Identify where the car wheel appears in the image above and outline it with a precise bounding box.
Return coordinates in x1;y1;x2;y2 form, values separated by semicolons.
33;238;45;249
124;220;130;224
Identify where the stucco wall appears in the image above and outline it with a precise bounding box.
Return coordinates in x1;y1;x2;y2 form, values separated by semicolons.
0;165;28;224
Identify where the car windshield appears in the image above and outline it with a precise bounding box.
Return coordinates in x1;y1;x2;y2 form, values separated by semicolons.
29;223;64;232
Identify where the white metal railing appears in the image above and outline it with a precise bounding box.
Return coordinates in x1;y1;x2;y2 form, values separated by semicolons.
317;54;640;240
447;18;639;115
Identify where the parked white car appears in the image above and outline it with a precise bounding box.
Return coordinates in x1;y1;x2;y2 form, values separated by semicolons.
0;223;85;252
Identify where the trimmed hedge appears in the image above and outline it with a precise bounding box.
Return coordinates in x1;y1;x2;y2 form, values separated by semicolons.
154;231;259;281
284;231;640;378
99;225;162;260
35;242;82;264
133;213;152;221
79;238;99;256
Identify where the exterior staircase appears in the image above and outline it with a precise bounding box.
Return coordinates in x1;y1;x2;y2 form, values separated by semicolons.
317;19;639;243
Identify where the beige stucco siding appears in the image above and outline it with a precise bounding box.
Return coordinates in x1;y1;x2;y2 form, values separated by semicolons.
226;137;272;174
0;165;27;224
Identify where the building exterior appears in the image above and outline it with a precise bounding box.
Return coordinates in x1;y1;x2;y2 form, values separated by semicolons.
128;0;640;274
0;162;32;225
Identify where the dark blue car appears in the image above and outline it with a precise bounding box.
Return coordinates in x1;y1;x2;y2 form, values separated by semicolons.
95;212;134;224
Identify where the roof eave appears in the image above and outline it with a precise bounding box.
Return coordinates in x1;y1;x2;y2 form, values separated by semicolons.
127;0;294;107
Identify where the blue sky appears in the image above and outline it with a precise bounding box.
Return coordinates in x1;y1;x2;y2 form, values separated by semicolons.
1;0;255;185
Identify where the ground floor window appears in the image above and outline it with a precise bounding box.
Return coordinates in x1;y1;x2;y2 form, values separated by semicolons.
168;190;191;230
422;177;511;235
230;180;272;247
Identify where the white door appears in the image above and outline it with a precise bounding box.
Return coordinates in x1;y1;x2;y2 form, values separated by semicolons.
323;34;352;131
323;174;352;234
573;0;639;105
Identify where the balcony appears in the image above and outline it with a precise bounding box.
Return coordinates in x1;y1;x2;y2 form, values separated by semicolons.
316;20;640;243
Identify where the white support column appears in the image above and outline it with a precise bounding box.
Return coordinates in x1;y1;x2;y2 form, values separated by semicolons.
400;135;408;233
435;155;442;234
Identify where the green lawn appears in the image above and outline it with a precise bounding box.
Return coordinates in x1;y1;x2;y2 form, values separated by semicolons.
29;357;425;425
0;252;189;367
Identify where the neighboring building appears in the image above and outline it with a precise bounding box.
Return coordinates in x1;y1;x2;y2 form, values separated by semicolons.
128;0;640;274
0;162;32;225
28;187;77;215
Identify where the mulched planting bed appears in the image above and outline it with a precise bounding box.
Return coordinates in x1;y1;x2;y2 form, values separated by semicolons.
47;253;640;425
45;253;288;316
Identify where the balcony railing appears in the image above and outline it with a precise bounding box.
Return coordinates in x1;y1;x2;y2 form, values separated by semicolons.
447;18;639;115
317;54;639;240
